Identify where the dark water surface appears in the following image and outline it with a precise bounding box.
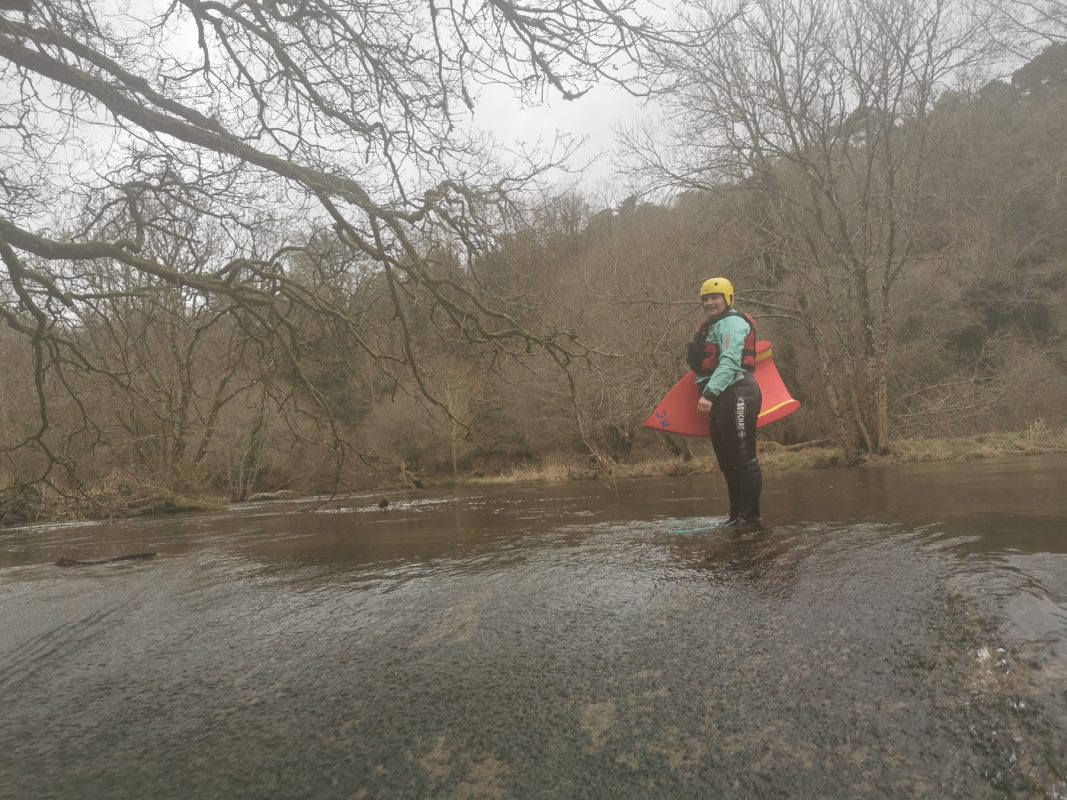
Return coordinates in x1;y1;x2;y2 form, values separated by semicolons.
2;455;1067;798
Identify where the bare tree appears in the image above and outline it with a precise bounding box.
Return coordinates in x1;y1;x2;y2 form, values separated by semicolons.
0;0;664;499
622;0;1000;456
990;0;1067;46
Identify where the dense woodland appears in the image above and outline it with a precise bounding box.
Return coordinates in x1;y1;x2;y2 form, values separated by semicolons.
1;0;1066;520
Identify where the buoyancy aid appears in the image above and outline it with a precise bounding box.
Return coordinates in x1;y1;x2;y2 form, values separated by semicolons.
688;309;756;377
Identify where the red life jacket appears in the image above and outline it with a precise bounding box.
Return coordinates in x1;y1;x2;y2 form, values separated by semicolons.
695;309;756;377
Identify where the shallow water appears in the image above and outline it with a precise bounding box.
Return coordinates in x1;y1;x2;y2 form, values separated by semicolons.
2;455;1066;798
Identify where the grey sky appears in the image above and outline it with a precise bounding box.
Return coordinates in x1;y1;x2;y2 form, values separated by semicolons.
473;82;652;201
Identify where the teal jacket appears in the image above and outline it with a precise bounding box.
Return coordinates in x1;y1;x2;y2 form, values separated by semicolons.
696;314;752;400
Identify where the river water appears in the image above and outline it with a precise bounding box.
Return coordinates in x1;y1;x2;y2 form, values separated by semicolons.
2;455;1066;799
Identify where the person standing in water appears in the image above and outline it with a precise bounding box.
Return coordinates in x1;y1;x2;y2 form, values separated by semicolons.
686;277;763;527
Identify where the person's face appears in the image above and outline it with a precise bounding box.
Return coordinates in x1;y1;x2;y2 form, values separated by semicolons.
702;293;728;315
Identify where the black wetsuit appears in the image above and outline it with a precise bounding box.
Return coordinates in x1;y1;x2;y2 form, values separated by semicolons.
709;373;763;523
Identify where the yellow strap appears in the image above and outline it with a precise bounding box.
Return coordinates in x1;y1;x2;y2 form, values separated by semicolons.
758;398;796;419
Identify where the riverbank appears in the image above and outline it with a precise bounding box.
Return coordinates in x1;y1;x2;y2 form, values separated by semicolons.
4;422;1065;526
460;420;1067;485
0;481;223;528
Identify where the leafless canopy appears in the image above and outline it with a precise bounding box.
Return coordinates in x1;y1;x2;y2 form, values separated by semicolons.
0;0;662;489
621;0;1001;455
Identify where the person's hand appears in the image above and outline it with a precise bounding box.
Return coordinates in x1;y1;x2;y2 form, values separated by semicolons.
697;396;713;416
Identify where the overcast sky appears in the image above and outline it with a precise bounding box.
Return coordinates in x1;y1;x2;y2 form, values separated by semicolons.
472;81;654;202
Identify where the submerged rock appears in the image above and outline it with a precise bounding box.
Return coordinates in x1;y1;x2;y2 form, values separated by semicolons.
55;553;157;567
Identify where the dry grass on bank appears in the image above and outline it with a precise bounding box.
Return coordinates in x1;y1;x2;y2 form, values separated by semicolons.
462;421;1067;486
865;419;1067;465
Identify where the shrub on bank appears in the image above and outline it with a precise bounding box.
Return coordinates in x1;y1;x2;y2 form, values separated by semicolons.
0;471;220;527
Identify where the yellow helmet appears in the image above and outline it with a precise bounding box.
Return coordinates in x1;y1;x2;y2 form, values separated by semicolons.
699;277;734;306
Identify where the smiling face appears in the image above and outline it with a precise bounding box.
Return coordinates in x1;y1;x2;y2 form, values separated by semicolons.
702;293;729;316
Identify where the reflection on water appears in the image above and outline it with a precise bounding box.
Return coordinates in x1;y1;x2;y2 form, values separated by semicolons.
1;455;1066;798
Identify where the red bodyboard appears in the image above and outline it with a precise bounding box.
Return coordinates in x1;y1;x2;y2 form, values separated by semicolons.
644;341;800;437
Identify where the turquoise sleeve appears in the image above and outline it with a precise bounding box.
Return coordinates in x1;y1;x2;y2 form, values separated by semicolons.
700;316;750;399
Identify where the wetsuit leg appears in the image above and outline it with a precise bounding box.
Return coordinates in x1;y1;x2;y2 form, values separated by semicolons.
709;375;763;522
709;425;740;521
